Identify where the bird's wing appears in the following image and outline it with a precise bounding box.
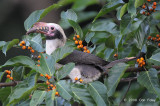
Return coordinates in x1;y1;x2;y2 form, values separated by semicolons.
58;50;109;66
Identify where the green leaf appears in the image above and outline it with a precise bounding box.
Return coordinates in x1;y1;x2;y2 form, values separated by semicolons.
149;53;160;65
56;80;73;101
137;68;160;99
106;63;129;96
51;45;74;62
63;9;78;22
135;0;145;8
24;0;74;31
128;0;136;16
72;0;98;11
30;90;46;106
85;32;95;43
28;34;44;52
93;0;124;22
0;72;5;82
39;54;56;76
2;39;19;55
91;20;117;34
88;81;109;106
0;41;6;50
71;85;96;106
45;90;56;106
120;3;128;19
104;48;114;61
0;87;11;102
0;56;35;69
8;74;37;105
68;20;83;38
56;63;75;80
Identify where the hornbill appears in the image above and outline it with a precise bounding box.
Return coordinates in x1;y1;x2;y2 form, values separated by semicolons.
26;22;109;83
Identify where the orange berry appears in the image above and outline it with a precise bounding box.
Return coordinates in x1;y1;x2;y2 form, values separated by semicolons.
7;75;10;78
37;64;40;67
76;35;80;38
140;57;144;61
156;34;160;38
83;50;87;52
150;8;153;11
30;49;35;53
152;5;156;9
137;59;140;63
152;37;156;41
5;70;9;74
7;71;11;75
28;46;31;50
73;37;76;40
22;46;26;50
38;55;41;59
86;50;90;53
147;13;150;16
158;43;160;47
55;91;59;96
77;45;81;48
147;36;152;40
79;40;82;45
153;2;157;6
142;61;145;65
79;45;83;48
21;41;25;45
142;5;146;9
139;60;143;64
83;46;87;50
79;79;83;83
153;10;156;12
19;43;23;46
52;87;56;90
147;0;151;2
46;81;50;85
114;53;118;57
139;64;143;67
9;77;13;80
75;40;78;44
45;74;49;78
38;60;40;63
50;84;54;87
75;77;78;81
142;11;145;15
40;74;43;77
47;76;51;80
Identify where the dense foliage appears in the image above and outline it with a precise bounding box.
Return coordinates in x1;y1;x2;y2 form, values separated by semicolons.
0;0;160;105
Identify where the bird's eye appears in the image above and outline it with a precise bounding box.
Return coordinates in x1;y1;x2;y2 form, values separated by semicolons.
51;27;54;30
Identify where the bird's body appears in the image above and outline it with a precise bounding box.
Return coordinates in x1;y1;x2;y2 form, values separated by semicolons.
27;22;109;83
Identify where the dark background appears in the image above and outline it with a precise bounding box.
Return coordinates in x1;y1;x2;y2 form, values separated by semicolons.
0;0;64;65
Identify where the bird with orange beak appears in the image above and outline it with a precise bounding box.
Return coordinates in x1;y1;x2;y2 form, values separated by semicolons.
27;22;109;83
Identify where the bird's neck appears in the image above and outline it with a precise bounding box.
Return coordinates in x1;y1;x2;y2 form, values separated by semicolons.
46;39;65;55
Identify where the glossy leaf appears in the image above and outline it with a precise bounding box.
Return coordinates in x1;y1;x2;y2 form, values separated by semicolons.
93;0;124;22
0;41;6;50
88;81;109;106
149;53;160;66
137;68;160;99
24;0;74;31
45;90;56;106
2;39;19;55
0;87;11;102
135;0;145;8
71;85;96;106
56;80;73;101
28;34;44;52
85;32;95;43
30;90;46;106
106;63;129;96
120;3;128;19
0;56;35;69
56;63;75;80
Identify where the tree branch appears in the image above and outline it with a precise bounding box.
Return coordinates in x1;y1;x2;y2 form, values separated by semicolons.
0;81;20;87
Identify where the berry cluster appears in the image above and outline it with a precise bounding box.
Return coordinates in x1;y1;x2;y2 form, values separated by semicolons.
114;53;118;58
75;77;83;83
136;57;145;67
147;34;160;47
141;1;157;16
73;35;90;53
19;41;35;53
40;74;59;96
5;70;13;80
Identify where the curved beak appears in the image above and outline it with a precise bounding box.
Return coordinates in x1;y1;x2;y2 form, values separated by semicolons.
26;22;49;35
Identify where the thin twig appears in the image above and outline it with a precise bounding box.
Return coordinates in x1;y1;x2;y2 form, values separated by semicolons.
155;25;160;33
119;81;132;106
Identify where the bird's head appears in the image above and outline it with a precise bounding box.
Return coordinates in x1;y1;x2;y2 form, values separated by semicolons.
26;22;67;55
